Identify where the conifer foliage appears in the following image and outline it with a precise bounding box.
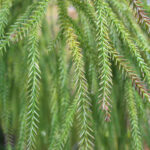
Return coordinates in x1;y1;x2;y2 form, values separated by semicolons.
0;0;150;149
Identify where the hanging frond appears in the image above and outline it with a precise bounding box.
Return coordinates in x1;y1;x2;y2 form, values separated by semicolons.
125;81;143;150
67;26;94;150
94;0;113;121
16;81;27;150
0;0;12;37
49;98;78;150
0;0;49;54
57;1;94;149
16;102;26;150
128;0;150;33
108;0;150;64
105;3;150;86
111;48;150;101
57;42;70;118
26;26;41;150
48;87;60;150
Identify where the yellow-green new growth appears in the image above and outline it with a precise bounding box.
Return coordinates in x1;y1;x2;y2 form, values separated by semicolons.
67;27;94;150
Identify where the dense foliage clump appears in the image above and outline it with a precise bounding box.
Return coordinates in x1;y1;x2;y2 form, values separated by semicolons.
0;0;150;149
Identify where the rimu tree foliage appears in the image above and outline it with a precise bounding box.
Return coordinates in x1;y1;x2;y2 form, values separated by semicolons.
0;0;150;149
